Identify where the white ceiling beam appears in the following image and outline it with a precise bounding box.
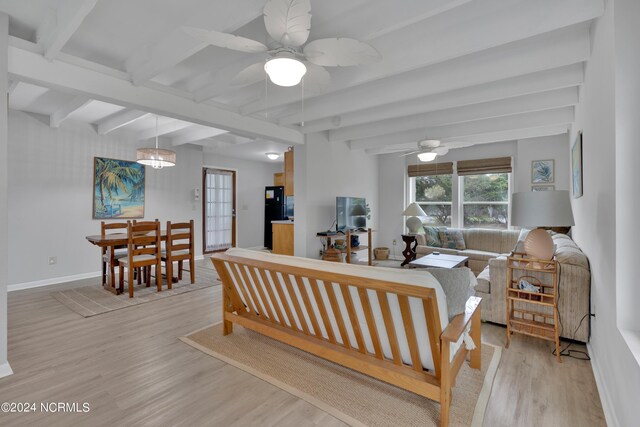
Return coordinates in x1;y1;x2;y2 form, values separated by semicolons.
350;107;575;151
291;63;584;132
171;127;228;146
364;126;570;155
137;120;193;140
36;0;98;60
8;41;304;144
125;0;266;85
272;24;590;127
240;0;602;116
49;95;92;128
192;0;470;102
331;87;579;143
7;79;19;95
97;110;149;135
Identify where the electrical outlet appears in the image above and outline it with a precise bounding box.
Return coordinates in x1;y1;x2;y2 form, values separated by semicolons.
48;256;57;265
319;249;323;257
392;239;397;246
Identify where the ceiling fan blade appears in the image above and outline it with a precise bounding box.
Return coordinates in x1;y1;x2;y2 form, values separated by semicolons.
303;38;381;67
231;62;266;86
263;0;311;47
400;150;422;157
432;147;449;156
301;62;330;94
182;27;268;53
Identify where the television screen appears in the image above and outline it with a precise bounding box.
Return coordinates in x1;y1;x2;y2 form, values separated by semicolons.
336;197;367;231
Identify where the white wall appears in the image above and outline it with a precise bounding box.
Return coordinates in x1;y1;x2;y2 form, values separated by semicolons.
614;0;640;358
0;12;10;377
295;133;379;258
515;134;570;192
571;2;640;426
7;111;203;286
202;151;281;249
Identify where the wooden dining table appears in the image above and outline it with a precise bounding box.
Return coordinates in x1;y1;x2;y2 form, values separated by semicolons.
86;231;172;295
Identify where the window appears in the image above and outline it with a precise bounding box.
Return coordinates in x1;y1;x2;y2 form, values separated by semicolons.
413;175;453;227
461;173;509;229
407;157;512;230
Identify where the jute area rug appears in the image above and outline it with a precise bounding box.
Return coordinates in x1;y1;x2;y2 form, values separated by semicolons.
181;323;501;427
52;261;220;317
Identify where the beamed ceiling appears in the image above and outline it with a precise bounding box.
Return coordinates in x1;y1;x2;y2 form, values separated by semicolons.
0;0;604;161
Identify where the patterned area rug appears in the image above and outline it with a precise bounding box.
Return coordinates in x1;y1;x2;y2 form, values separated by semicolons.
52;262;220;317
181;323;501;427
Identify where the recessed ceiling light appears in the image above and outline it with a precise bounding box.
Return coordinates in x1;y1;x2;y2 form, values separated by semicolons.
266;152;280;160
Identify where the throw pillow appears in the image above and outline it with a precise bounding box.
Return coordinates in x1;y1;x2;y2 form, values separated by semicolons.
423;226;442;247
438;229;466;250
425;267;476;320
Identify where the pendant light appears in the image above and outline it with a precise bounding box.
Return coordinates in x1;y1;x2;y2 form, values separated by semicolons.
136;115;176;169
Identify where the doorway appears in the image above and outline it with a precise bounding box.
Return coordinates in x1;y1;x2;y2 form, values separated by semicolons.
202;168;236;253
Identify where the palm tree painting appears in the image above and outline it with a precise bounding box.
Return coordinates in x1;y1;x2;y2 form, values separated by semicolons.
93;157;145;219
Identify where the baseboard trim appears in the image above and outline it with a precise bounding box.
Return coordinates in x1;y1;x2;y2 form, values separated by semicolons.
8;271;102;292
9;255;206;292
0;361;13;379
587;342;620;427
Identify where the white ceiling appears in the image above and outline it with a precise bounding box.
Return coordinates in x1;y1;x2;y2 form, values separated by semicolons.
0;0;604;161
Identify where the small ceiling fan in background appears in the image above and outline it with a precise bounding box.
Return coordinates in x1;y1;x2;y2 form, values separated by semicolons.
397;140;450;162
182;0;381;91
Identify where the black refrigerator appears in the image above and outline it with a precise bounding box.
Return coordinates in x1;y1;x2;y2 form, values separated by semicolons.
264;186;285;249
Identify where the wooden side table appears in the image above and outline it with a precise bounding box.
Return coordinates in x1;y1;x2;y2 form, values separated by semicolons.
400;234;417;266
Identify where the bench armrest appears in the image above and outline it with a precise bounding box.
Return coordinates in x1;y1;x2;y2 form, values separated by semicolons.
441;296;482;343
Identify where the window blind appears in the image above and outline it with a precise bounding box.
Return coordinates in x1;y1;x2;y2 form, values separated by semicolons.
407;162;453;177
457;157;512;175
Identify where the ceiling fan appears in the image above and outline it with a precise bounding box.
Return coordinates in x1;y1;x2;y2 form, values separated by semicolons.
182;0;381;90
398;140;450;162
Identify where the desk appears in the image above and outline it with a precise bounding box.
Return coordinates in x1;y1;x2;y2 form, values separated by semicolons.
86;231;168;295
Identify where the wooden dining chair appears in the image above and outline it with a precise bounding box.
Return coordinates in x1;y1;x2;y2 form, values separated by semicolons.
131;219;159;286
100;221;129;292
118;220;162;298
161;220;195;289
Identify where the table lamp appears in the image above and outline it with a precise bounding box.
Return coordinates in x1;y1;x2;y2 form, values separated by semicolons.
511;190;575;259
402;202;427;234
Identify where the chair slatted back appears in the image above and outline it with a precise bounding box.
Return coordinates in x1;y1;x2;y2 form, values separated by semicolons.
128;221;161;257
212;252;444;379
166;220;194;256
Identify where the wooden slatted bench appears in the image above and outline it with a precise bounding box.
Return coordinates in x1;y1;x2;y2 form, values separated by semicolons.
211;248;481;427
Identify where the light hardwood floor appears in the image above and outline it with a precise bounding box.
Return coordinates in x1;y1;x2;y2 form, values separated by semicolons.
0;260;605;426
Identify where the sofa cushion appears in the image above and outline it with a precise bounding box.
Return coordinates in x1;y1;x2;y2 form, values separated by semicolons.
423;226;443;247
439;229;466;250
415;246;460;257
552;234;589;269
461;228;502;253
460;249;497;263
475;266;491;294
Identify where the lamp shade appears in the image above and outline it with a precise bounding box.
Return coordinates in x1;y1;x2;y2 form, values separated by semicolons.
136;148;176;169
402;202;427;217
264;57;307;87
511;190;575;228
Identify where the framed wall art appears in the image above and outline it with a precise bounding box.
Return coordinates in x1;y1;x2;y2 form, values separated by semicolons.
531;159;555;184
93;157;145;219
572;132;583;198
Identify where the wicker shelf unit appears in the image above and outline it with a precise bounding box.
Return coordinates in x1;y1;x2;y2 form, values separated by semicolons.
505;252;561;362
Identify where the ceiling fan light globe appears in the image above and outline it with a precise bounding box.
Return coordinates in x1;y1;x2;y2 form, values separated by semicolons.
417;152;437;162
264;57;307;87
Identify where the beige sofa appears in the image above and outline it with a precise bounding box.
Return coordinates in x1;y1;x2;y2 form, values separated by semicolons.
415;228;519;275
481;233;591;342
415;228;591;342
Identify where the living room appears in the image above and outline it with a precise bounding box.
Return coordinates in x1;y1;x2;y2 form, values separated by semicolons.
0;1;639;426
